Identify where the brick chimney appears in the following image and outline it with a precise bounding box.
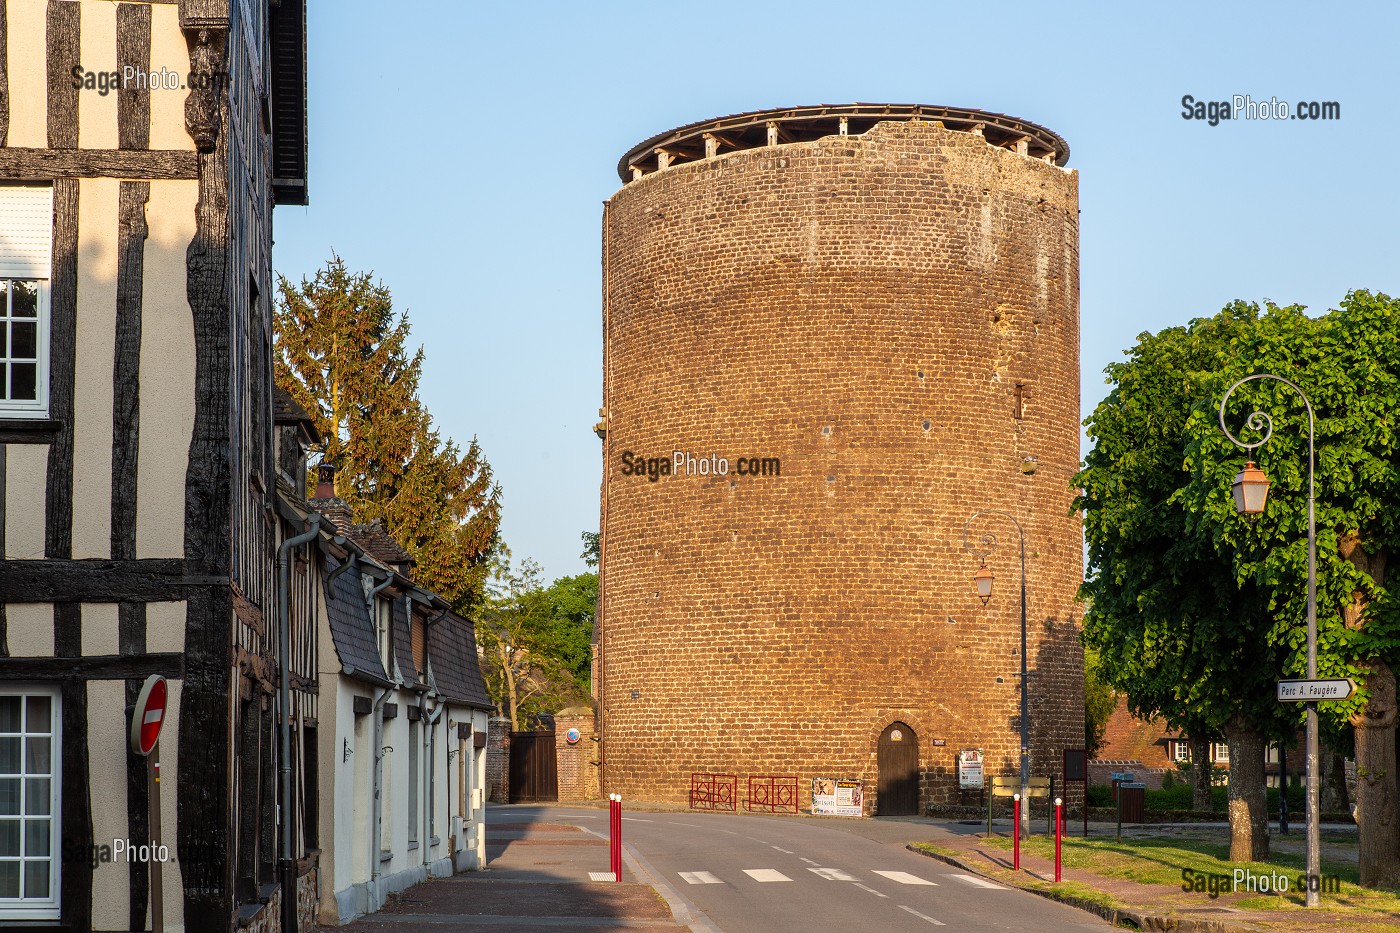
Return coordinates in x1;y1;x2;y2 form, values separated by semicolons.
308;462;353;532
314;462;336;498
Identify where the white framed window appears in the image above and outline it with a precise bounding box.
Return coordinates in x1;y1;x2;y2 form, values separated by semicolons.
1173;741;1191;763
0;186;53;419
0;686;61;920
0;280;49;418
1212;742;1230;763
1266;743;1279;764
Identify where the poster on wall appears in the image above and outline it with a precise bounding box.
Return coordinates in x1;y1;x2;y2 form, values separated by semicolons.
811;778;864;816
958;749;984;789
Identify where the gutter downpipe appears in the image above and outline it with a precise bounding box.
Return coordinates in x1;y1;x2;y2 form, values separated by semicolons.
366;573;396;902
278;513;322;933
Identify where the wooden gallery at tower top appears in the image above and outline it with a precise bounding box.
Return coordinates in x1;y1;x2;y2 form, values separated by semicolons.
0;2;494;932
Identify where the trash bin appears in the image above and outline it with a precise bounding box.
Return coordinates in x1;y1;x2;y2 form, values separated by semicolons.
1118;782;1146;823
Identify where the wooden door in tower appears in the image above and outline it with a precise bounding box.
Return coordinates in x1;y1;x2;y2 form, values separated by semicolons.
877;722;920;815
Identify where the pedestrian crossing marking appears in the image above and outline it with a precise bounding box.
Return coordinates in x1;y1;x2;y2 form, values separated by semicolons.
808;867;856;881
949;873;1004;889
873;871;937;886
900;905;947;925
679;871;724;885
743;869;793;882
588;871;617;882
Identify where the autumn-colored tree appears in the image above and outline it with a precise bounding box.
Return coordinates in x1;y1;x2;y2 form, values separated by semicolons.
274;255;502;608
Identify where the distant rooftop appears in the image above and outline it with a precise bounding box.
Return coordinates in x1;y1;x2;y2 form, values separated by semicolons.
617;103;1070;183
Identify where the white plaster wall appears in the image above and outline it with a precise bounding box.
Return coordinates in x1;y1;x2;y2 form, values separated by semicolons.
72;177;120;559
77;0;118;150
79;602;118;656
144;601;186;655
4;2;46;147
147;3;194;152
4;444;48;559
135;180;197;559
87;679;129;930
6;604;53;656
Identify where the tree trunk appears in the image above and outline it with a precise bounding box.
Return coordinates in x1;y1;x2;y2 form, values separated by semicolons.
1225;716;1269;862
1191;735;1213;811
1352;658;1400;888
1322;740;1350;815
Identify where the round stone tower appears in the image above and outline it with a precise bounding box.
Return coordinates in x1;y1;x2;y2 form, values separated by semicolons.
597;104;1083;815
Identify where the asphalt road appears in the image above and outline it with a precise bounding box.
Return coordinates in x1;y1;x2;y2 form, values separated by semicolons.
515;806;1113;933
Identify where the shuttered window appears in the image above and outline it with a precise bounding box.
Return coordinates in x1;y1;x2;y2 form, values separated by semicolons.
0;187;52;418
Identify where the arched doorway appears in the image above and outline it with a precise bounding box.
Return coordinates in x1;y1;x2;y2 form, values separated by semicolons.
877;722;920;815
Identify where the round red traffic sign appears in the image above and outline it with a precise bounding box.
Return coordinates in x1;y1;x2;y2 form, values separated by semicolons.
130;674;168;756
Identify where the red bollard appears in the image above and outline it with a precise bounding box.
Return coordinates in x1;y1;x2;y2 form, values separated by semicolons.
611;794;623;882
1012;794;1021;871
1054;796;1063;883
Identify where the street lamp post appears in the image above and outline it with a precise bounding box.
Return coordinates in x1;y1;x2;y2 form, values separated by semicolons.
1218;373;1320;908
963;510;1030;840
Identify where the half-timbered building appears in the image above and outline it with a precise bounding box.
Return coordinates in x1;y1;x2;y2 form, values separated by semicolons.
0;1;308;930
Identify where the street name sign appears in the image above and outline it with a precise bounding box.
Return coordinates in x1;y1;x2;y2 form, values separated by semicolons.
1277;678;1356;702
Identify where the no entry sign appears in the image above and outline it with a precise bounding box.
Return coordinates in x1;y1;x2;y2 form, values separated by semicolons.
130;674;168;756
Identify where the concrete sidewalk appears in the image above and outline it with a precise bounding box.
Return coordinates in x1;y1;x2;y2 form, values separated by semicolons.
335;815;689;932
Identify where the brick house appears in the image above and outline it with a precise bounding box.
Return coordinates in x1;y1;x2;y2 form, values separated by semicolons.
1092;696;1304;790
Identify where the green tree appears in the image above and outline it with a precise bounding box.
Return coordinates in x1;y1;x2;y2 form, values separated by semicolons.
1081;293;1400;885
274;255;502;608
1077;302;1296;862
474;553;590;729
1180;292;1400;887
1083;647;1119;759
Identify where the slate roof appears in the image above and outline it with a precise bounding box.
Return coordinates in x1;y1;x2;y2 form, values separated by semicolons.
324;555;391;685
428;613;493;710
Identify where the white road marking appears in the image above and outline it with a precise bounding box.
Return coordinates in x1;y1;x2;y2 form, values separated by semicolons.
900;905;947;925
678;871;724;885
949;873;1004;889
808;867;856;881
668;821;703;827
620;817;653;822
588;871;618;882
853;883;888;898
873;871;937;886
771;846;794;854
743;869;792;882
799;857;819;865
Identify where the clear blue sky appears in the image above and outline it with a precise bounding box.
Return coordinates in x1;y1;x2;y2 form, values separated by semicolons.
272;1;1399;582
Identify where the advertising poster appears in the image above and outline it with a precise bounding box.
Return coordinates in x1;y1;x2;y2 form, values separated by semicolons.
959;749;984;789
811;778;864;816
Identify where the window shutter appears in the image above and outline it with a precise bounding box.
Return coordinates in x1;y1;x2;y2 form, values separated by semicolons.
0;187;54;278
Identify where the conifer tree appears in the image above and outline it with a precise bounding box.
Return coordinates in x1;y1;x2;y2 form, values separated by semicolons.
274;255;502;609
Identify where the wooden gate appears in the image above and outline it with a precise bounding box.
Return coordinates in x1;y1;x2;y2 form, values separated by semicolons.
877;722;920;815
509;730;558;802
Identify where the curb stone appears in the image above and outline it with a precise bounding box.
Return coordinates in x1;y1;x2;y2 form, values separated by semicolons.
905;844;1263;933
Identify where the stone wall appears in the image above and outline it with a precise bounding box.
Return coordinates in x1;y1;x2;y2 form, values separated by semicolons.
555;707;601;801
486;717;510;803
598;114;1084;814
